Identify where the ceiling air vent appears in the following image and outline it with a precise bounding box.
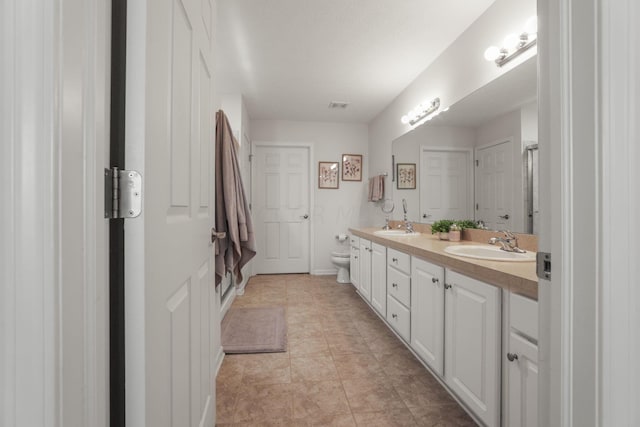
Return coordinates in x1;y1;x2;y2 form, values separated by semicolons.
328;101;350;109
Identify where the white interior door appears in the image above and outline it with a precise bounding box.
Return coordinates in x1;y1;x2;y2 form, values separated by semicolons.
125;1;218;426
475;141;513;230
252;144;311;274
420;149;471;222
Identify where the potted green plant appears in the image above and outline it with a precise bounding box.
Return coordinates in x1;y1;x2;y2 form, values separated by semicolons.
454;220;479;231
431;219;454;240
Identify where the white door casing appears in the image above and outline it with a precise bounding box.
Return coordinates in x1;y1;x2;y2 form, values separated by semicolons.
125;0;218;426
420;148;472;222
475;140;513;231
1;0;110;426
252;144;311;274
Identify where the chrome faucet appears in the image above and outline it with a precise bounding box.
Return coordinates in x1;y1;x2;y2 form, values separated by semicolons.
489;230;526;253
405;221;415;233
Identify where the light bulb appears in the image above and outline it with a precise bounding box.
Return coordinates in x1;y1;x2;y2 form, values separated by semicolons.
484;46;501;61
401;115;410;124
524;16;538;35
503;33;520;51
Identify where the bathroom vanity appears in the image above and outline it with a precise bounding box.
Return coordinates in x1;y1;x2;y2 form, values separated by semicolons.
348;227;538;427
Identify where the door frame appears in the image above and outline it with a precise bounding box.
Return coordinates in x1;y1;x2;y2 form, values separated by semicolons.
251;141;315;274
1;0;110;425
419;146;474;222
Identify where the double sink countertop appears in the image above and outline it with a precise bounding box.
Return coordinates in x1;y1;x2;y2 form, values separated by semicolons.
349;227;538;300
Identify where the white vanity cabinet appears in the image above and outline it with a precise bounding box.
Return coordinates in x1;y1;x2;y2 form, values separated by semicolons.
445;270;502;427
386;248;411;341
349;235;360;287
410;257;445;376
504;293;539;427
370;242;387;316
358;239;372;301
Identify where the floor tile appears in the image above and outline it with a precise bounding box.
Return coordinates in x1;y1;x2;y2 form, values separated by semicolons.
216;274;478;427
291;380;351;418
333;353;382;379
341;376;407;412
408;403;477;426
290;356;339;382
351;408;419;427
233;383;293;423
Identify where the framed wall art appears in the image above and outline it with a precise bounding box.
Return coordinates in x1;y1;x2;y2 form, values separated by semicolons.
318;161;339;189
396;163;416;189
341;154;362;181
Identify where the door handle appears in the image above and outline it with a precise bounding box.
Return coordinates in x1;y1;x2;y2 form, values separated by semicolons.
211;227;226;244
423;213;432;219
499;214;510;220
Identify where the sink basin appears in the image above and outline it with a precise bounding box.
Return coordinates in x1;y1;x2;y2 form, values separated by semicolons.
373;229;420;237
444;245;536;262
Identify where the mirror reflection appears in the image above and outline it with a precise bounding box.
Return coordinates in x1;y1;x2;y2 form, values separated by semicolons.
391;56;538;234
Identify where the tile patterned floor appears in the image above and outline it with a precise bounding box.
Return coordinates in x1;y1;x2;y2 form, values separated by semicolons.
216;274;477;427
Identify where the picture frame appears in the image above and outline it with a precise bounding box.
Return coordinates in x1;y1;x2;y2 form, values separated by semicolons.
318;161;339;189
396;163;416;189
341;154;362;181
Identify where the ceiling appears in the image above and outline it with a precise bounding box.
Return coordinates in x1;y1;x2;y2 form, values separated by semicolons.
215;0;497;123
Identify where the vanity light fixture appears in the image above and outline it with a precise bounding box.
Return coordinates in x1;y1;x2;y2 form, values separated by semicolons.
401;97;441;126
485;16;537;67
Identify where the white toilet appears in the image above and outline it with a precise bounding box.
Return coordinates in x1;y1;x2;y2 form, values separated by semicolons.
331;233;351;283
331;251;351;283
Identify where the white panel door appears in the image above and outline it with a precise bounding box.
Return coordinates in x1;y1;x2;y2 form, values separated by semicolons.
410;257;445;377
420;149;471;222
125;0;217;426
475;141;513;230
253;145;310;273
370;243;387;316
445;270;501;427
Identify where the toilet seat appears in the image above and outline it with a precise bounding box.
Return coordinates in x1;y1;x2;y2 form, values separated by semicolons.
331;251;350;258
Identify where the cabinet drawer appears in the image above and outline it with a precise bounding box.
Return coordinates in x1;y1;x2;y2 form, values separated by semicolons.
387;248;411;274
387;295;411;342
510;293;538;341
387;266;411;308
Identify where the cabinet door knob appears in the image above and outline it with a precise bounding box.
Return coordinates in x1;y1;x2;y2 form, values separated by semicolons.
432;277;439;283
392;257;398;262
507;353;519;362
499;214;510;220
444;283;452;290
392;313;398;319
354;256;358;259
392;283;398;288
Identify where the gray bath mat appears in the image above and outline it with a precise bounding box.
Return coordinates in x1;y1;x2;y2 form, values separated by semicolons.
221;306;287;354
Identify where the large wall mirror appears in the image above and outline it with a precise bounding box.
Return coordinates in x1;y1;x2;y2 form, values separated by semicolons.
391;56;538;234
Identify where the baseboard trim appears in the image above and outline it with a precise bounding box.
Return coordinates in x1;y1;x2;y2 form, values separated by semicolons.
311;269;338;276
215;346;225;376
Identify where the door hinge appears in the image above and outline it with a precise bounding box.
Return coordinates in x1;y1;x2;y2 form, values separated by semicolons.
476;203;479;210
104;167;142;219
475;159;479;166
536;252;551;280
248;154;253;162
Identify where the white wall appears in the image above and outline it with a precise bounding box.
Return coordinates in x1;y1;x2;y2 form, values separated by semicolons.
367;0;536;225
391;125;476;222
251;120;369;275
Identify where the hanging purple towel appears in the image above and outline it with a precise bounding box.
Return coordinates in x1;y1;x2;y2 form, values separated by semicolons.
214;110;256;287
